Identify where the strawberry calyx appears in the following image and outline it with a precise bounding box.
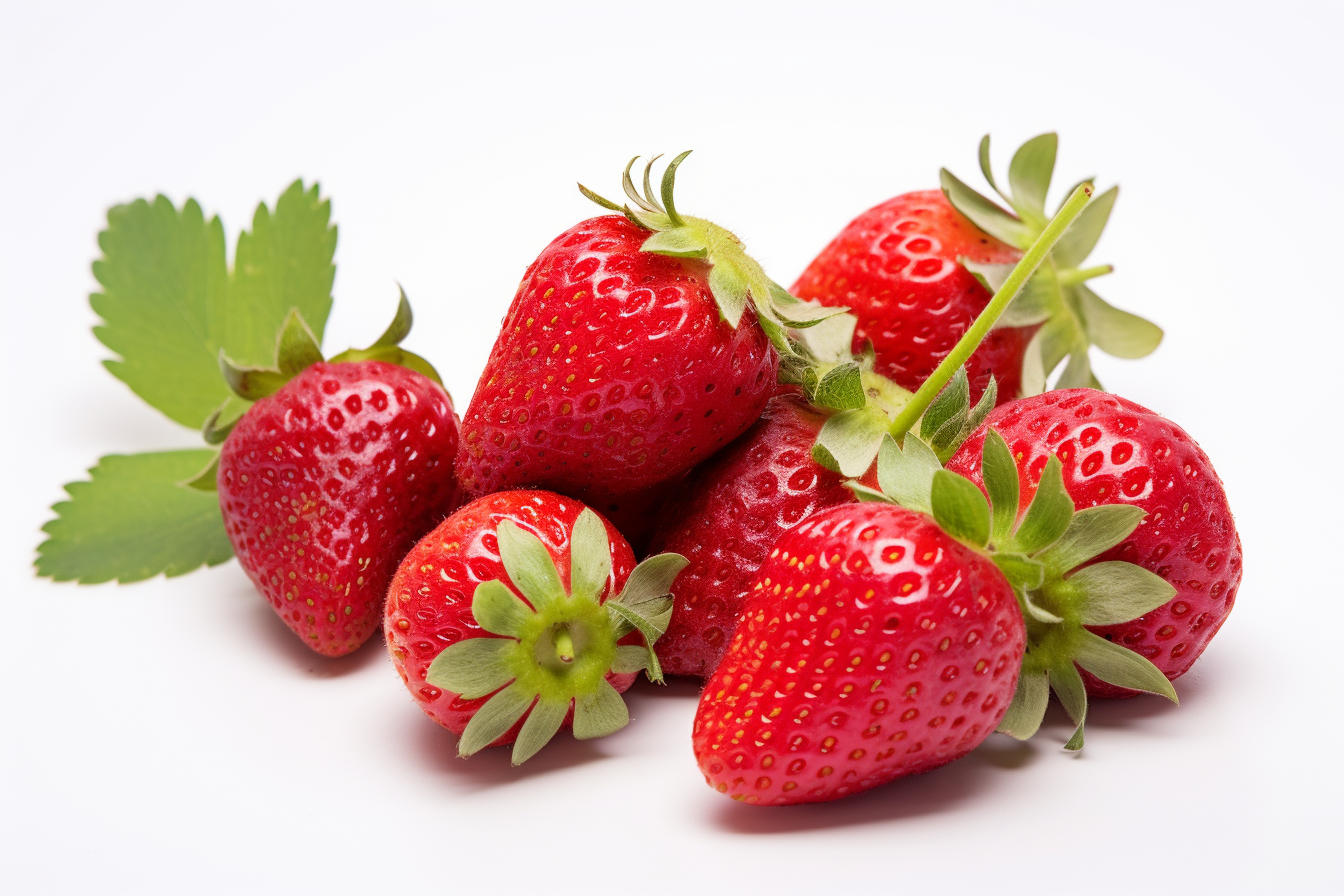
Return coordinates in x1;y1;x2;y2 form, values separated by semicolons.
942;133;1163;393
846;428;1177;751
579;153;846;356
424;508;687;765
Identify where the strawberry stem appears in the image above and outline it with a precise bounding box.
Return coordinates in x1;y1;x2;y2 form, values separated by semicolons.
888;183;1095;440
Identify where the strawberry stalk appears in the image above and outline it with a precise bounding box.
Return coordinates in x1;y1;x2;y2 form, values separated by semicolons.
886;182;1095;441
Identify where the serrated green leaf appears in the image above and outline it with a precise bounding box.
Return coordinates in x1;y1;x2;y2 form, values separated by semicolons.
511;697;570;765
814;407;888;478
641;228;708;258
940;168;1034;249
982;430;1020;547
457;682;536;756
1039;504;1146;577
91;183;335;429
1074;630;1178;702
1049;661;1088;751
1007;133;1058;219
1014;456;1074;554
496;520;566;611
36;450;234;584
876;433;941;515
812;362;866;410
1072;562;1176;626
997;670;1049;740
471;579;535;638
930;470;990;547
573;678;630;739
568;508;612;604
1053;185;1117;269
1075;284;1163;359
425;637;517;699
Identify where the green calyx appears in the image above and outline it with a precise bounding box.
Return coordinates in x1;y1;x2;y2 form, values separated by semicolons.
943;133;1163;394
424;508;688;765
580;153;846;355
846;428;1178;751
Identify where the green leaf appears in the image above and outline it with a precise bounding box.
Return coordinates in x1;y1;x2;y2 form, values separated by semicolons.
471;580;536;638
812;362;866;411
1074;630;1178;702
930;470;990;548
425;637;517;699
997;670;1049;740
992;553;1044;591
1053;185;1117;269
982;430;1021;547
457;682;536;757
813;407;889;478
369;286;414;348
640;228;708;258
1007;133;1057;219
1013;456;1074;554
181;451;220;492
572;678;630;739
496;520;566;611
708;262;749;328
1075;284;1163;359
977;134;1012;205
1071;562;1177;626
511;698;570;765
568;508;612;604
940;168;1034;249
920;367;969;447
219;310;324;401
36;450;234;584
91;183;335;429
611;644;652;675
1049;661;1088;751
1038;504;1146;577
875;433;941;515
614;552;688;614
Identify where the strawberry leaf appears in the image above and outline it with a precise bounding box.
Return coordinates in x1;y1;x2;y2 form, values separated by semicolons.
982;430;1021;547
1007;133;1058;221
568;508;613;604
1049;662;1088;752
470;580;535;638
573;678;629;739
930;470;990;548
1053;185;1118;269
1071;562;1177;626
1075;284;1163;359
497;520;567;611
875;433;940;515
1012;456;1074;554
939;168;1034;249
1037;504;1147;577
426;637;517;699
457;682;536;757
1074;631;1179;702
998;670;1049;740
512;698;570;765
36;450;233;584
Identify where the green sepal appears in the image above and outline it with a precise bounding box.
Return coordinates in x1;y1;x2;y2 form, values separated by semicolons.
471;579;535;638
1018;590;1064;625
997;670;1049;740
511;698;570;765
920;367;970;447
1053;185;1118;269
1037;504;1146;578
811;362;866;411
940;167;1034;249
496;519;566;611
457;682;536;757
327;288;445;385
1074;283;1163;359
812;407;889;477
981;430;1020;547
1011;456;1074;554
219;309;323;401
1006;132;1058;223
992;552;1045;592
607;551;688;684
641;229;708;258
930;469;990;548
180;451;220;492
1049;662;1088;752
568;508;612;604
425;636;517;699
1070;562;1177;626
875;433;941;515
1074;630;1179;702
844;481;893;504
978;134;1011;205
201;395;250;445
573;678;630;740
611;644;653;675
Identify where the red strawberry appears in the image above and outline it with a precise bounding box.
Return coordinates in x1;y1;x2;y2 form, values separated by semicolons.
945;388;1241;698
647;390;856;678
385;490;686;763
692;501;1025;805
793;134;1160;403
457;154;827;505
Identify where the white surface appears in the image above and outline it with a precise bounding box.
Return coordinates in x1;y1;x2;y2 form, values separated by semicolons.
3;2;1340;893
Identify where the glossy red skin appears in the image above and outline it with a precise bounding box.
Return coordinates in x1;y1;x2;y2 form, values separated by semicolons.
457;216;778;502
946;389;1242;697
385;490;637;743
218;361;462;657
647;391;854;678
693;503;1024;806
792;190;1032;404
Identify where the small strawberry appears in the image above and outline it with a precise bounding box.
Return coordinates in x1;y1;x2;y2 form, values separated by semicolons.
215;297;461;657
945;388;1242;700
692;499;1025;805
456;154;837;505
385;490;686;763
792;134;1161;403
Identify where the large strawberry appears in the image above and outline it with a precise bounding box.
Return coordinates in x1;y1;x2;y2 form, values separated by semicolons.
945;388;1242;700
215;299;461;657
792;134;1162;403
457;154;836;504
385;490;686;763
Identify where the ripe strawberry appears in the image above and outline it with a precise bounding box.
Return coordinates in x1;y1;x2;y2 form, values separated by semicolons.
945;388;1241;698
457;154;829;505
792;134;1160;403
215;300;461;657
385;490;686;763
692;501;1025;805
647;390;856;678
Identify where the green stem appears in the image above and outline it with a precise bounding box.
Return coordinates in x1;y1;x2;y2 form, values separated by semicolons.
554;627;575;664
888;183;1094;440
1059;264;1113;288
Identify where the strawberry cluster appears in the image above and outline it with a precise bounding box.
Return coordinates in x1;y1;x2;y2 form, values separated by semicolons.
43;135;1240;807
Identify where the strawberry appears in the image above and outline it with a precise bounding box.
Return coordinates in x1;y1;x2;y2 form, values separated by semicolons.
385;490;686;763
692;500;1025;805
792;134;1161;403
945;388;1242;700
215;300;461;657
457;154;834;505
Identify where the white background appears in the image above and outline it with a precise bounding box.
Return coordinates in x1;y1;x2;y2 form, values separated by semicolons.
3;1;1340;893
